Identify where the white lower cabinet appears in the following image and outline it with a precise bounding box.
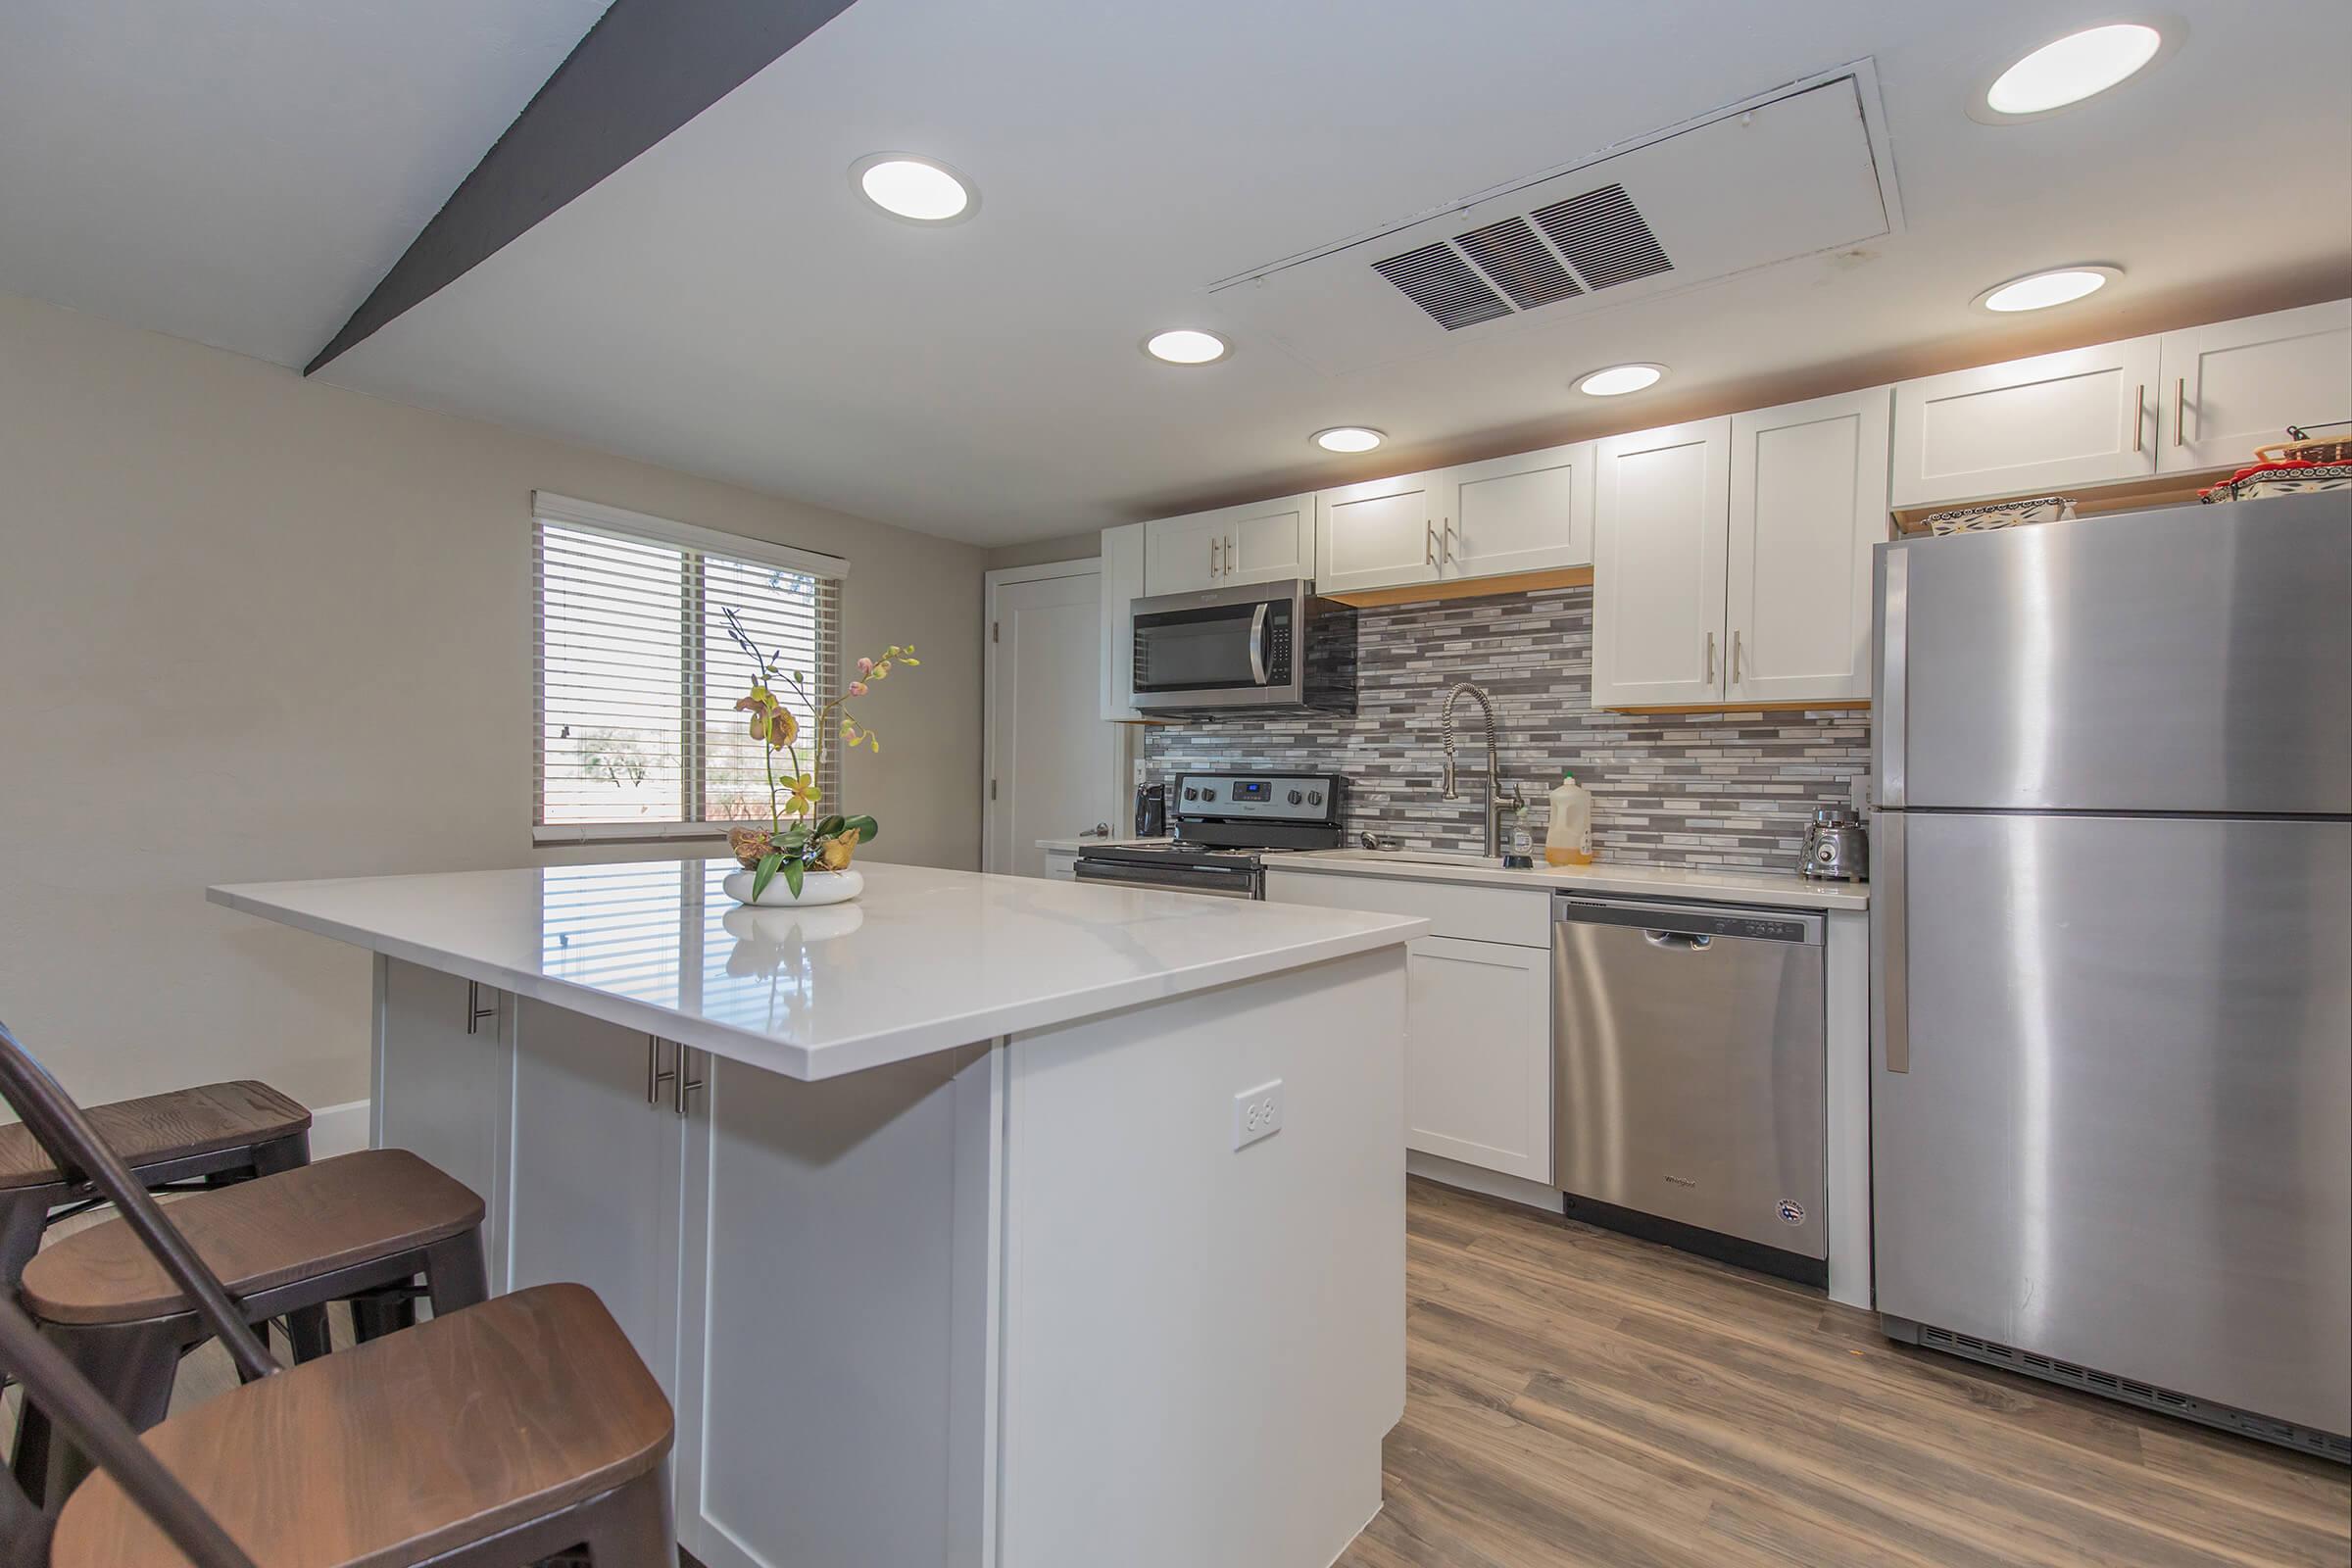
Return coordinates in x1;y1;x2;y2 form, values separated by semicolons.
1401;936;1552;1183
505;1003;687;1397
1265;870;1553;1183
375;958;511;1292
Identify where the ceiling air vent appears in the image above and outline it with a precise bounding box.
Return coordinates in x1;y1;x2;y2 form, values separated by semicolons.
1453;217;1584;310
1532;182;1672;290
1372;242;1513;330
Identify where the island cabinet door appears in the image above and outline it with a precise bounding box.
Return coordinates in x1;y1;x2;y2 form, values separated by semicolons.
504;1002;686;1398
1403;936;1552;1183
374;958;512;1293
673;1048;1001;1568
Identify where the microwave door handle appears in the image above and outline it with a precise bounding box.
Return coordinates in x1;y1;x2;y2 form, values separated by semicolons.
1248;603;1269;684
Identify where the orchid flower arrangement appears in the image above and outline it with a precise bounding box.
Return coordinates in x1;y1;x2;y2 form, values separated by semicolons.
720;606;921;901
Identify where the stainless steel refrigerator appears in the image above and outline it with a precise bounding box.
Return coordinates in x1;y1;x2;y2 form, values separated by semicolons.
1871;490;2351;1456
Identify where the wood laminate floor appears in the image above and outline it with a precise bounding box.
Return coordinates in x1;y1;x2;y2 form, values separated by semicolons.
1336;1177;2351;1568
8;1182;2346;1565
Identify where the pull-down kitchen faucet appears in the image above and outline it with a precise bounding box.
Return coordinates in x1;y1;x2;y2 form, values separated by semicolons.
1439;682;1526;859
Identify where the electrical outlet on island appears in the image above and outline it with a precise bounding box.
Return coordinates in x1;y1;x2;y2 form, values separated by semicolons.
1232;1079;1284;1150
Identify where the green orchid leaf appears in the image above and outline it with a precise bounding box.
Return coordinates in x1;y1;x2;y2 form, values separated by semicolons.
844;814;878;845
752;851;784;901
783;859;806;899
817;813;846;840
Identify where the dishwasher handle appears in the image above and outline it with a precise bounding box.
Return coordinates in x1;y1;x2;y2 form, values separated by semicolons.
1642;929;1713;953
1554;893;1823;946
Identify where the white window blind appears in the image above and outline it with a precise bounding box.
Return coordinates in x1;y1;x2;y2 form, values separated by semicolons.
532;493;847;842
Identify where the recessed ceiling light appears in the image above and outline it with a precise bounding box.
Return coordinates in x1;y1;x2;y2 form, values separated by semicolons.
1974;265;2121;313
1144;329;1229;366
852;154;976;223
1981;24;2167;118
1312;426;1385;454
1576;364;1665;397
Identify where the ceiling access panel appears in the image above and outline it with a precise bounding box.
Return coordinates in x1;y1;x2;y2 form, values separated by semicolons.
1208;68;1900;377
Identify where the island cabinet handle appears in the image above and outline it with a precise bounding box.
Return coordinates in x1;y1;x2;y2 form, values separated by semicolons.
646;1036;677;1104
466;981;497;1036
674;1049;706;1117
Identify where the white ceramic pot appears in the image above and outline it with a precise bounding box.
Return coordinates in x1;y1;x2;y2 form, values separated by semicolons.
721;866;863;908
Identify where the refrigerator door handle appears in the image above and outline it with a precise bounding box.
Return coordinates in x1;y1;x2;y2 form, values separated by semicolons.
1875;545;1908;809
1877;811;1909;1074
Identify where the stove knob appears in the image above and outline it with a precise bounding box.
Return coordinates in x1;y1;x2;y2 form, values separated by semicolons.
1307;790;1323;806
1183;787;1199;802
1287;790;1303;806
1200;787;1217;802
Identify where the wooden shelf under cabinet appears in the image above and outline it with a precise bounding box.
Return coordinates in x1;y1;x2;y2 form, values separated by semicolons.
1323;565;1592;609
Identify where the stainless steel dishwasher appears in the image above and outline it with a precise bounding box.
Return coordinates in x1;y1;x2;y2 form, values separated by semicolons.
1551;893;1826;1281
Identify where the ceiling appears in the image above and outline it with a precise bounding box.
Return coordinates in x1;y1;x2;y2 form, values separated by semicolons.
0;0;609;367
8;1;2350;546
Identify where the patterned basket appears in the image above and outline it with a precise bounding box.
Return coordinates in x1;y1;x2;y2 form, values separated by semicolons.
2254;438;2352;466
2201;462;2352;503
1921;495;2077;536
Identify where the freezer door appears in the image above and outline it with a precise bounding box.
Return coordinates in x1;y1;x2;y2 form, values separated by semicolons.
1873;811;2352;1436
1876;491;2351;813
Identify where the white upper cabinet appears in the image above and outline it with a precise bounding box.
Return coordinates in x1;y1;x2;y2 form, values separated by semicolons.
1142;494;1309;595
1889;337;2161;507
2157;300;2352;474
1726;387;1889;706
1315;468;1444;593
1592;416;1733;709
1098;522;1146;720
1444;442;1594;578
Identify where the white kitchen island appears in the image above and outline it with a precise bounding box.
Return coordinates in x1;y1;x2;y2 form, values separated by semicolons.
208;858;1426;1568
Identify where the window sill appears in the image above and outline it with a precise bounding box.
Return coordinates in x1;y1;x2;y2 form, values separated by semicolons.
532;821;737;848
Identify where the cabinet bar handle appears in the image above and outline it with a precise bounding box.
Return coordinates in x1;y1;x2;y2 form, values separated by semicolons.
674;1049;705;1117
1424;520;1436;567
1704;630;1716;683
466;981;496;1036
2173;377;2185;447
1731;629;1743;685
646;1035;677;1104
1442;516;1456;564
1208;536;1218;577
2132;383;2145;453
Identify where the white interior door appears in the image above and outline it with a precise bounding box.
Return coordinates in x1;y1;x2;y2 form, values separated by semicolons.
987;564;1116;877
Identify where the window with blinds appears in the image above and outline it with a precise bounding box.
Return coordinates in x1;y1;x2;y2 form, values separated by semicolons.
532;493;847;841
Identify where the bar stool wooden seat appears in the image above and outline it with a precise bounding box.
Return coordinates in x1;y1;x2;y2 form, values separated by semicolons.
0;1019;675;1568
0;1080;312;1286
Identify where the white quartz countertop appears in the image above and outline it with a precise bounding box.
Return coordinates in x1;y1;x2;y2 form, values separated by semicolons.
210;859;1427;1080
1274;850;1869;911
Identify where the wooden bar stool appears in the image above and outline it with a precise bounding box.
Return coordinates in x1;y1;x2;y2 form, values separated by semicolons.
0;1078;313;1287
1;1040;488;1508
0;1020;675;1568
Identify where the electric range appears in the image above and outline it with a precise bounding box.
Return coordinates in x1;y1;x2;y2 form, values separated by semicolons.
1074;772;1348;899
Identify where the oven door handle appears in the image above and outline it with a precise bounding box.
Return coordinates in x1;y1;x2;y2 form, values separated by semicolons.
1074;858;1260;898
1248;603;1269;685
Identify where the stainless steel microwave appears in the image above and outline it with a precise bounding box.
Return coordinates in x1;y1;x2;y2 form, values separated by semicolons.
1130;578;1357;715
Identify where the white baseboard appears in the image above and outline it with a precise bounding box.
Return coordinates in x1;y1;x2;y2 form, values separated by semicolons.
309;1099;371;1159
1406;1150;1565;1213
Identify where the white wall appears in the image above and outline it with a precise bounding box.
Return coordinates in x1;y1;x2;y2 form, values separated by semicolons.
0;291;986;1110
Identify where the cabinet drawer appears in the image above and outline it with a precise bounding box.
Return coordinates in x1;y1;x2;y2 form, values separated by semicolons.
1265;868;1549;947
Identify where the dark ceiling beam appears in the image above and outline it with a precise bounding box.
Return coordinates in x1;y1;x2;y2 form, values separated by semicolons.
307;0;859;374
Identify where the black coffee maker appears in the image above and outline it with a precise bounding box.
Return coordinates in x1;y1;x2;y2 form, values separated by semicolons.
1133;780;1167;838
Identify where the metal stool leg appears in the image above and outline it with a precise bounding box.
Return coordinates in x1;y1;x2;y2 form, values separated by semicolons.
14;1315;186;1507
